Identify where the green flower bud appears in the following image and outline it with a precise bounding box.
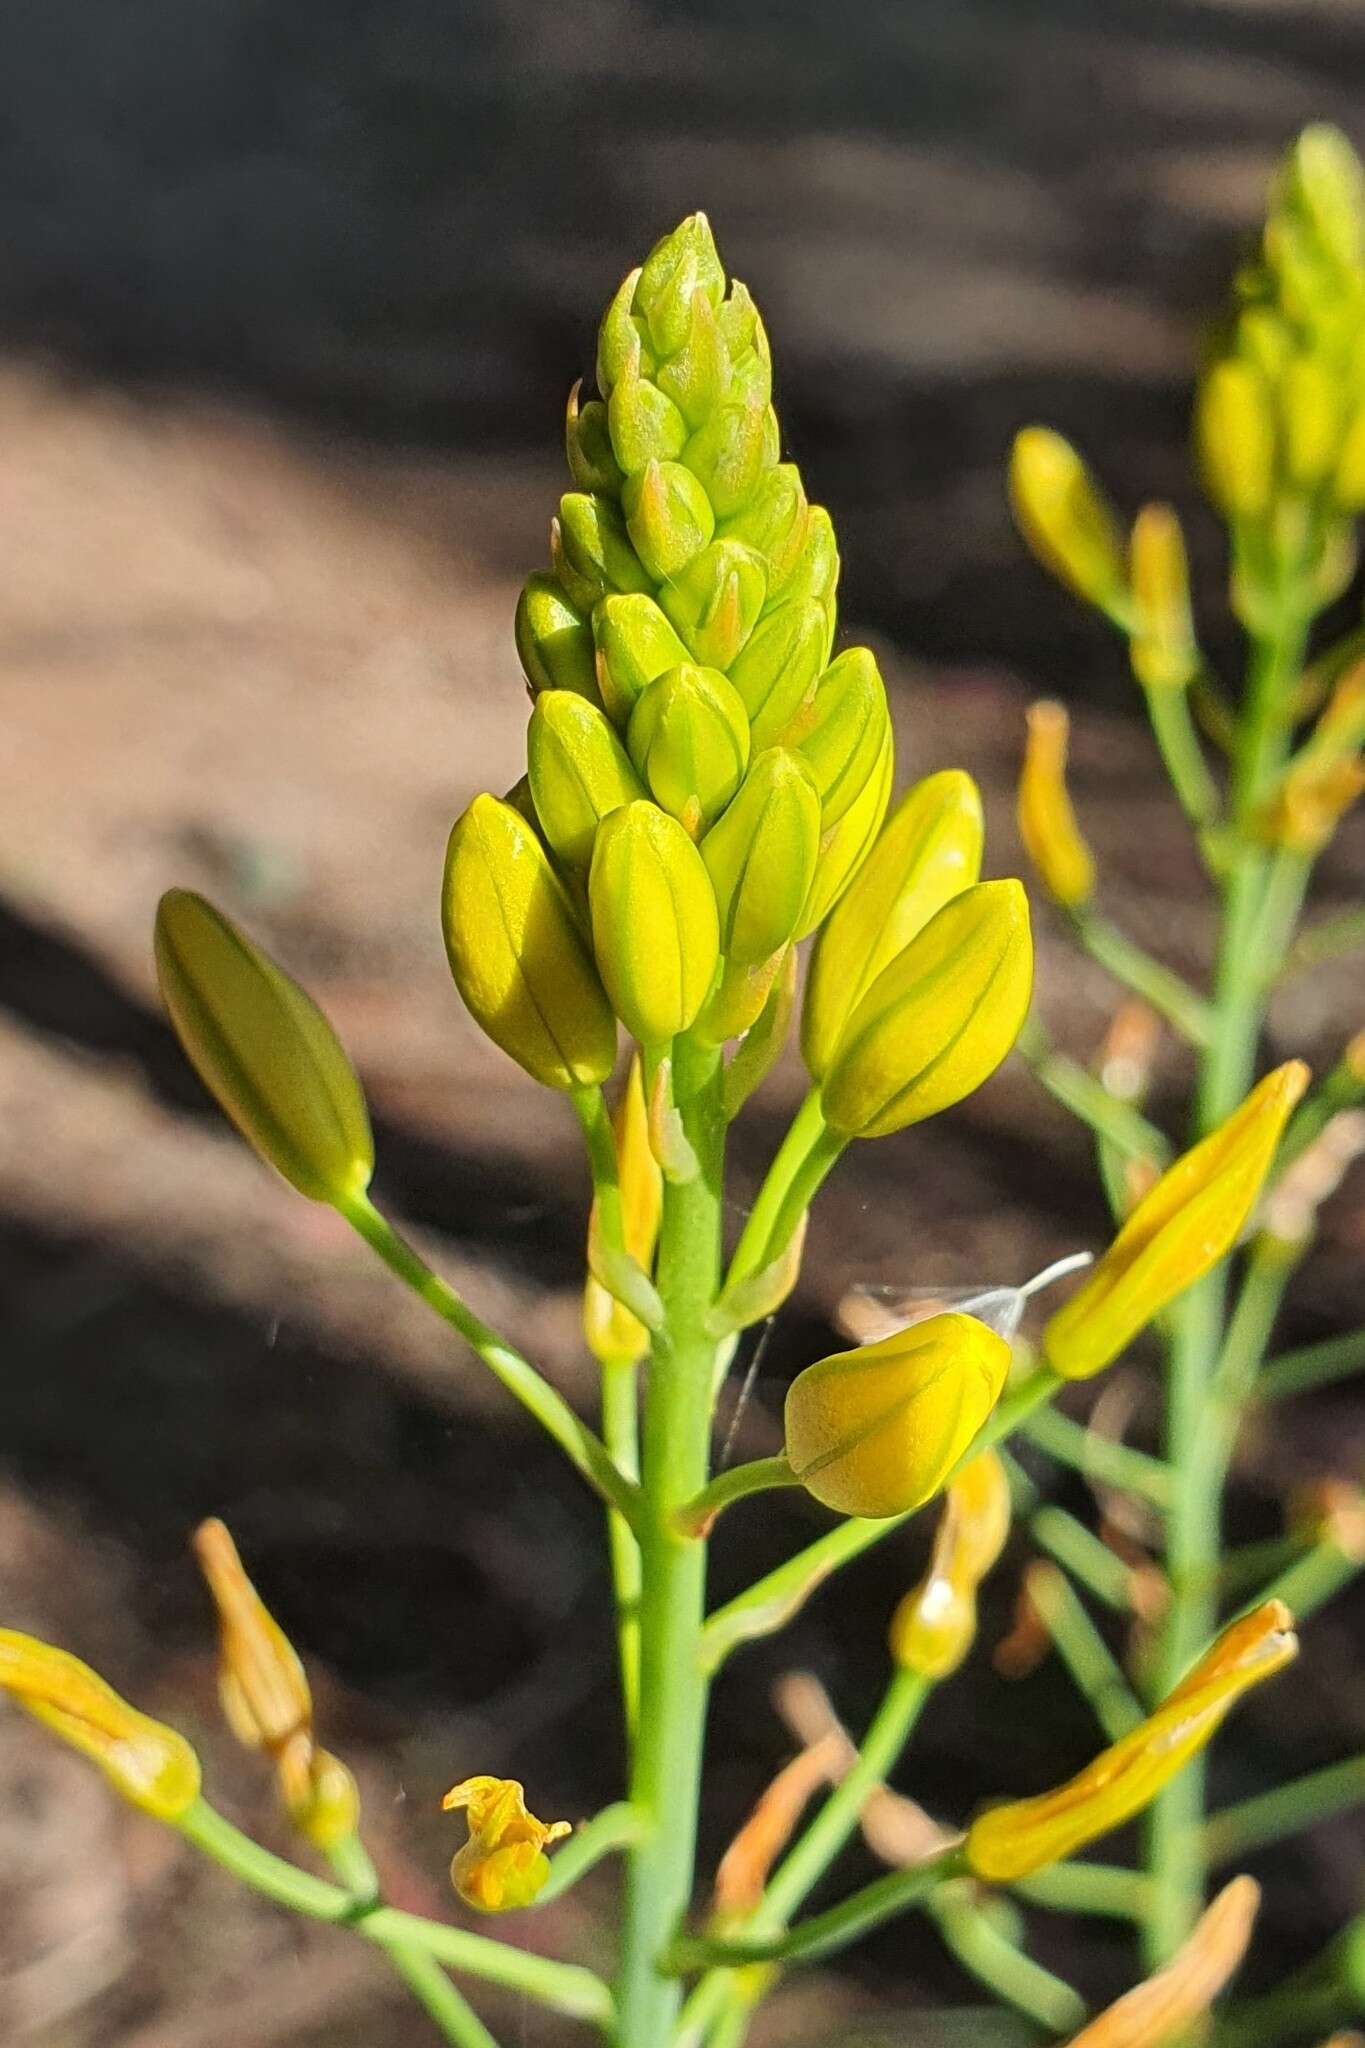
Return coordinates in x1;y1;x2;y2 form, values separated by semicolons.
623;459;715;581
592;593;691;725
821;880;1033;1140
634;213;725;357
589;800;720;1043
803;769;985;1080
796;725;895;939
515;573;601;701
597;268;653;396
726;598;827;749
701;748;822;965
777;504;840;615
526;690;645;870
608;359;688;475
1280;355;1340;489
443;794;617;1090
155;889;373;1205
655;289;732;429
717;277;759;358
719;463;810;591
553;493;653;611
683;395;771;518
565;381;624;496
627;662;751;833
1283;123;1365;278
660;538;767;670
1334;401;1365;509
1196;362;1276;521
790;646;892;827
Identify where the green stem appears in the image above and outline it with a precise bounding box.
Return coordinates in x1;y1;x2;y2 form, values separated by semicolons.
700;1368;1063;1674
1146;685;1222;837
929;1886;1087;2035
1070;909;1216;1048
675;1456;797;1539
1204;1754;1365;1865
602;1360;643;1735
537;1804;645;1906
1258;1325;1365;1401
1215;1920;1365;2048
1212;1239;1298;1424
1014;1017;1170;1175
663;1847;965;1972
1031;1504;1147;1615
1026;1555;1144;1740
328;1835;500;2048
615;1039;726;2047
1281;900;1365;979
177;1802;613;2026
1009;1862;1150;1920
1246;1536;1364;1626
1021;1403;1171;1507
724;1087;830;1295
340;1191;641;1533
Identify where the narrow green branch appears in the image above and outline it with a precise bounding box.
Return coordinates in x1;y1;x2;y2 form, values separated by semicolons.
1021;1402;1171;1508
535;1803;644;1906
663;1846;966;1972
1145;684;1222;838
1026;1555;1145;1740
724;1088;835;1300
675;1456;797;1539
1245;1534;1364;1627
929;1885;1087;2035
601;1359;643;1733
1257;1326;1365;1401
1031;1506;1145;1618
328;1835;500;2048
1280;901;1365;981
1070;909;1216;1048
1205;1754;1365;1865
571;1085;664;1332
1015;1016;1170;1173
339;1191;642;1533
1009;1861;1150;1920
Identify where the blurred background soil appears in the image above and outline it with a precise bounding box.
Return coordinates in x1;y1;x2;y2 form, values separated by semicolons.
0;2;1362;2042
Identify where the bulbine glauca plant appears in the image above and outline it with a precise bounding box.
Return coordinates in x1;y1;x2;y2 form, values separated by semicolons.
6;134;1365;2048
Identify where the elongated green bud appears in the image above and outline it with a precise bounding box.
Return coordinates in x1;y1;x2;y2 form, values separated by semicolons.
656;289;732;427
821;880;1033;1140
702;748;822;965
443;794;617;1090
597;268;653;394
589;801;720;1043
527;690;645;870
790;646;891;827
803;769;984;1079
719;463;809;590
635;214;725;355
795;724;894;939
565;382;624;496
779;504;840;620
1280;355;1340;489
684;395;770;518
593;594;692;725
155;889;373;1205
623;459;715;580
627;662;751;833
660;537;768;671
1130;504;1198;694
515;573;601;701
553;493;652;611
727;599;827;749
608;357;688;474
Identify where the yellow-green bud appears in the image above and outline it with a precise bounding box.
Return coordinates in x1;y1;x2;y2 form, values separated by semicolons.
1334;402;1365;510
660;538;768;671
1236;307;1293;384
565;382;624;496
1285;123;1365;278
526;690;645;870
597;267;653;395
634;213;725;357
1196;362;1276;521
784;1311;1011;1519
627;662;751;833
701;748;822;965
593;593;691;725
683;394;771;518
608;357;688;475
720;462;810;590
727;599;827;749
1008;427;1128;616
1130;504;1198;694
795;725;895;939
1281;356;1340;490
515;573;601;701
802;769;984;1080
552;492;652;611
820;880;1033;1140
623;459;715;580
589;801;720;1044
717;275;759;357
155;889;374;1205
790;646;892;828
443;794;617;1090
655;289;732;428
779;503;840;618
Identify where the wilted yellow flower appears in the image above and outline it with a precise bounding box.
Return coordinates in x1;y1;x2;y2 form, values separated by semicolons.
443;793;618;1091
584;1056;664;1368
784;1311;1011;1520
589;800;720;1044
802;769;984;1081
0;1629;200;1823
1009;428;1128;617
443;1776;572;1913
1043;1061;1310;1379
193;1518;359;1852
965;1602;1297;1882
1062;1876;1259;2047
155;890;374;1207
1129;505;1198;695
889;1450;1012;1679
1017;701;1096;909
820;881;1033;1141
1196;361;1276;521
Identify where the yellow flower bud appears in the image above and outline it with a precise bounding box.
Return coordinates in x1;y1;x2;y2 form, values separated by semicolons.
443;794;618;1090
552;492;652;612
622;458;715;580
1017;700;1096;909
702;748;822;965
794;725;895;940
592;593;691;726
589;800;720;1044
1196;362;1276;521
607;358;687;475
820;880;1033;1141
155;890;374;1206
0;1629;200;1822
685;394;772;519
1009;428;1128;616
1129;504;1198;695
627;663;751;834
656;289;731;429
660;538;768;671
514;573;601;701
789;647;891;829
1281;355;1341;490
634;212;725;355
720;462;810;592
443;1776;572;1914
526;689;645;871
889;1450;1011;1679
584;1056;663;1368
1333;402;1365;510
784;1312;1011;1520
596;266;651;396
1256;756;1365;855
1044;1061;1310;1379
726;599;828;750
282;1745;361;1854
965;1602;1297;1882
802;769;984;1081
781;503;840;615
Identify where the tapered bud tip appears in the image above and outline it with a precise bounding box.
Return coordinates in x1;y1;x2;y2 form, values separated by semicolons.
1017;700;1096;908
515;573;601;702
154;889;374;1207
784;1311;1011;1519
889;1449;1011;1678
627;662;751;832
527;689;644;871
1009;427;1127;616
589;800;721;1045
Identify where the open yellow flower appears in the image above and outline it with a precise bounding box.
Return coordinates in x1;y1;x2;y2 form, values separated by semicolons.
443;1776;572;1913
